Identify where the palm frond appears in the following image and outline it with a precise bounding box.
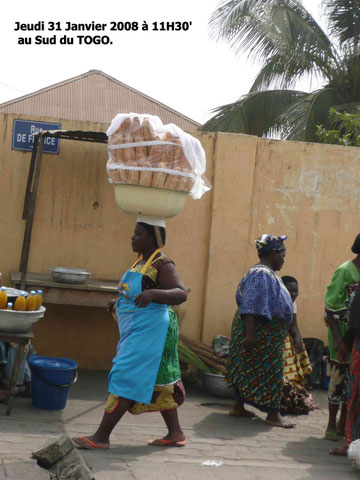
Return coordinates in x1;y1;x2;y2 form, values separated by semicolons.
323;0;360;50
209;0;340;84
249;52;327;91
202;89;307;137
278;88;338;141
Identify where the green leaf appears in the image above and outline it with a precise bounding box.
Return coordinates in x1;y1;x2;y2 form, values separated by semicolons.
209;0;340;84
323;0;360;49
279;88;338;141
202;89;307;137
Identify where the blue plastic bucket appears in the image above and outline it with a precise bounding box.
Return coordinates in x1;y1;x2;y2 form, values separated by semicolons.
29;356;78;410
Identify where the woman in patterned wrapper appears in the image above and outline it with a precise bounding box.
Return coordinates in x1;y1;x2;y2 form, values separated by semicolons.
73;218;187;449
281;276;312;388
324;233;360;441
226;234;295;428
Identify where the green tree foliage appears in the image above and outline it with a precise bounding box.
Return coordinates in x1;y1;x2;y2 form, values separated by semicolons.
316;108;360;146
203;0;360;142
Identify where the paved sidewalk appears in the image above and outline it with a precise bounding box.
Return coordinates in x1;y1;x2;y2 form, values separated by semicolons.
0;370;357;479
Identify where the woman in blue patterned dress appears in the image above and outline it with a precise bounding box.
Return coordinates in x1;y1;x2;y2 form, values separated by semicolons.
226;234;294;428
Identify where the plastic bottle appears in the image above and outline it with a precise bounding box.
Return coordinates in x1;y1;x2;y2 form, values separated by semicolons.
25;291;36;311
6;302;13;310
14;291;27;311
34;289;43;310
0;287;7;309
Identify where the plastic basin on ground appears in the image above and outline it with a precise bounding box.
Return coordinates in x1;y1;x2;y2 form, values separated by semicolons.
202;372;235;399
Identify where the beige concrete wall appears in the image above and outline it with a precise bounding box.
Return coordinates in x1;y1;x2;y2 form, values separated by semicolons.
201;134;360;345
1;112;360;369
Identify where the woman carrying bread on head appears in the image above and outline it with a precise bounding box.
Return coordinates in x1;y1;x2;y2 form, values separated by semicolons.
73;218;187;449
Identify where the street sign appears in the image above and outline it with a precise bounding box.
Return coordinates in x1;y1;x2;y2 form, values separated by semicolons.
12;119;61;153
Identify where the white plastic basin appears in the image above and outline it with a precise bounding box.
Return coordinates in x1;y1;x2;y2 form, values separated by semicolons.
0;306;46;334
113;184;188;218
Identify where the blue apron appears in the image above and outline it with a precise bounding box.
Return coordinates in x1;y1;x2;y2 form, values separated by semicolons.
108;249;170;404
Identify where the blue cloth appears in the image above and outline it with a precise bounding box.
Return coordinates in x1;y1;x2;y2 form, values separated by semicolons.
108;267;170;404
236;264;293;324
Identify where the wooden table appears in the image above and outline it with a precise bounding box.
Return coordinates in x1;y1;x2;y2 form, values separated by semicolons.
10;272;118;308
0;330;34;415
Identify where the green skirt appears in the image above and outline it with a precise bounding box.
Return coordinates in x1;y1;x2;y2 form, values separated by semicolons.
155;307;181;385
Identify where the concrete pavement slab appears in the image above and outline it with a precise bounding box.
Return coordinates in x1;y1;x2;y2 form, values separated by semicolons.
0;370;357;479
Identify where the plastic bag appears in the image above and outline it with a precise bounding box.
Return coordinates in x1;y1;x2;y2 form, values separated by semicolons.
212;335;230;358
348;439;360;469
106;113;211;199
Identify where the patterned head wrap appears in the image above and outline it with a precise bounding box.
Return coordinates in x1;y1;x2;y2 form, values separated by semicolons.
255;234;287;255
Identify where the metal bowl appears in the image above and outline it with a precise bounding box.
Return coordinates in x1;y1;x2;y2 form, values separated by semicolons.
49;267;91;285
202;372;235;399
0;306;46;333
3;287;28;304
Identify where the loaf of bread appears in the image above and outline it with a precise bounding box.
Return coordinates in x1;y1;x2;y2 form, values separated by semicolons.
148;135;163;167
151;161;167;188
107;114;198;192
132;116;148;164
139;161;153;187
126;161;140;186
142;117;155;142
161;132;175;169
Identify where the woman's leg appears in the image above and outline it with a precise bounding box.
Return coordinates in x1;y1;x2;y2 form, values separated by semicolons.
73;396;131;448
326;402;340;435
337;403;347;436
159;409;185;442
265;409;296;428
229;398;256;418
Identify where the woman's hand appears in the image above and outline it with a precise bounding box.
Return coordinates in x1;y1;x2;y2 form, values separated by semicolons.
293;334;304;353
107;298;118;313
336;341;349;363
244;334;256;351
243;315;256;352
134;290;156;308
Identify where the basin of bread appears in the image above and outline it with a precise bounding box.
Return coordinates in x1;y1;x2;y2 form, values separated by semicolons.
113;184;188;217
0;306;46;334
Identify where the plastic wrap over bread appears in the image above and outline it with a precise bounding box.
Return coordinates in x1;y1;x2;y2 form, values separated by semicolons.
106;113;210;199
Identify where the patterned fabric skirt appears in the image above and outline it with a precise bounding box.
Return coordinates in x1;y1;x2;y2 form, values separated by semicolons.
226;309;287;412
105;380;186;415
106;307;184;415
345;339;360;447
328;362;350;405
283;337;312;386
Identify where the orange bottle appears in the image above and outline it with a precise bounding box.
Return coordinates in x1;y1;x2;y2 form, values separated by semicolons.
25;291;36;311
14;291;27;311
34;290;43;310
0;287;7;309
6;302;13;310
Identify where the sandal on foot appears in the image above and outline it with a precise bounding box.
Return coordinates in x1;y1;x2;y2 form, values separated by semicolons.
148;438;185;447
72;436;109;450
330;447;347;456
324;431;338;441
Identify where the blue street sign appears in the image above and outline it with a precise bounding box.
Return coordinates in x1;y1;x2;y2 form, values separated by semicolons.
12;119;61;153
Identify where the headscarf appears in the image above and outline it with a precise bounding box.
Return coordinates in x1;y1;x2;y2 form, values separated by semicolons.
255;234;287;256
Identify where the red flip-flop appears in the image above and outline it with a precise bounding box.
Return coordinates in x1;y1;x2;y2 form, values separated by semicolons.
148;438;185;447
72;436;109;450
330;447;347;456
